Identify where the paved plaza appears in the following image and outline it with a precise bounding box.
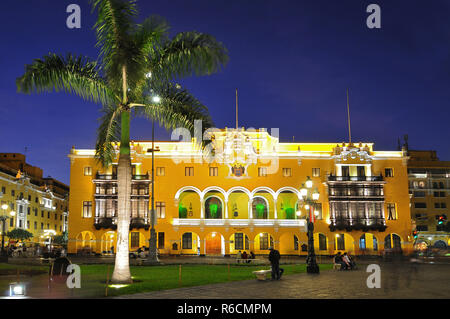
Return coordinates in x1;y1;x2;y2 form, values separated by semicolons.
116;261;450;299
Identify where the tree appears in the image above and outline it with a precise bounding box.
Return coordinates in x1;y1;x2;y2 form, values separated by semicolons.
53;231;69;247
7;229;33;242
16;0;228;284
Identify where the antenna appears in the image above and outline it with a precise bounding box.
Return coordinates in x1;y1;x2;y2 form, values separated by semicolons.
346;89;352;145
235;88;238;129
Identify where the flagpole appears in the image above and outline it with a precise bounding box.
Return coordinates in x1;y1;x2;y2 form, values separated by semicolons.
347;89;352;145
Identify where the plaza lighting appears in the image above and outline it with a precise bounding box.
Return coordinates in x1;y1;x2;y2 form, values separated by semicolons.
312;189;320;201
144;92;161;265
145;72;152;78
300;184;307;198
305;176;313;189
1;204;8;210
300;178;320;274
10;211;15;217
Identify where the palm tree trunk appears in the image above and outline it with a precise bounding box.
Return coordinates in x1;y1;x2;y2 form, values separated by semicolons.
111;65;132;284
111;151;132;283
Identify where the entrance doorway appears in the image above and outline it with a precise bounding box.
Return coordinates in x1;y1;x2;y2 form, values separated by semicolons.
205;232;222;255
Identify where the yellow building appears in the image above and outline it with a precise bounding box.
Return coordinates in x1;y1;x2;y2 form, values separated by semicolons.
407;150;449;250
0;153;69;243
67;128;413;256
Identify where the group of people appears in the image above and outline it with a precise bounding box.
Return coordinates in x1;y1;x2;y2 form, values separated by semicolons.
334;252;356;270
236;250;255;263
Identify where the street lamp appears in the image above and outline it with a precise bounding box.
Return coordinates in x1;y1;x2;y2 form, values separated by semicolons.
145;95;161;265
1;204;10;258
300;179;320;274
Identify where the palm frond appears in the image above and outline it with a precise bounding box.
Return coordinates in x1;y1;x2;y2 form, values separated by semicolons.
95;104;122;167
91;0;141;91
16;53;115;105
150;31;229;82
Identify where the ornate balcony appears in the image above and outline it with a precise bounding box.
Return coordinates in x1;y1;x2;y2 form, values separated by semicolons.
329;217;387;232
130;217;149;230
94;217;117;230
327;175;384;182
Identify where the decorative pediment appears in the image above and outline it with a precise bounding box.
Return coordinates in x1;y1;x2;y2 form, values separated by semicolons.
332;144;372;164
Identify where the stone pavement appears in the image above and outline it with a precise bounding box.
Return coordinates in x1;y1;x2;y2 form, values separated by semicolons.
115;262;450;299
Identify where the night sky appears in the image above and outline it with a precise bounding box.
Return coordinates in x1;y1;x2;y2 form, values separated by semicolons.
0;0;449;185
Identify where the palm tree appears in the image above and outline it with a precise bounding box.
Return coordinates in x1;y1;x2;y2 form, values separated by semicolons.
16;0;228;283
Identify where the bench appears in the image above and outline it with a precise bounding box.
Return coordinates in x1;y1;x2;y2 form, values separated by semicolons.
252;269;272;281
236;258;264;264
333;263;341;270
40;258;55;264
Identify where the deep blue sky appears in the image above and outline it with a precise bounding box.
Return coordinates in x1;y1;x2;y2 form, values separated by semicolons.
1;0;449;185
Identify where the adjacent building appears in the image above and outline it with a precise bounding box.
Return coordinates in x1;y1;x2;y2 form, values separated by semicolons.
67;128;413;256
0;153;69;243
407;150;449;250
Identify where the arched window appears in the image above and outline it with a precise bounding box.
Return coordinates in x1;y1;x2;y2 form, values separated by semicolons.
205;197;222;219
182;233;192;249
392;234;401;249
252;197;268;219
259;233;273;250
433;240;447;249
335;234;345;250
360;234;366;250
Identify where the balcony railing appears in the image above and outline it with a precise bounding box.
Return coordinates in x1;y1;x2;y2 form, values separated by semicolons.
328;175;384;182
130;217;149;230
94;217;117;230
172;218;307;230
329;217;387;232
94;173;150;181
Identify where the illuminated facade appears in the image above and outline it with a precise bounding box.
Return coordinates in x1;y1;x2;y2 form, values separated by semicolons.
0;153;69;243
67;128;413;256
407;150;449;250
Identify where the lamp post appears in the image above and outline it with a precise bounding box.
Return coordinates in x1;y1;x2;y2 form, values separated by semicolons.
1;204;9;258
300;176;320;274
145;95;161;265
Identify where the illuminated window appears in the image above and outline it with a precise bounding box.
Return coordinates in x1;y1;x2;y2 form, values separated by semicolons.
258;167;267;177
156;167;165;176
282;168;292;177
312;168;320;177
259;233;273;250
209;167;218;177
185;167;194;176
156;202;166;218
84;167;92;176
335;234;345;250
387;203;397;220
82;201;92;218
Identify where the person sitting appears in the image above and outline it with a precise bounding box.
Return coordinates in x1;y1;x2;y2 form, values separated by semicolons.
241;251;248;261
249;251;255;260
236;250;242;263
334;252;346;270
342;252;352;270
347;253;356;269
